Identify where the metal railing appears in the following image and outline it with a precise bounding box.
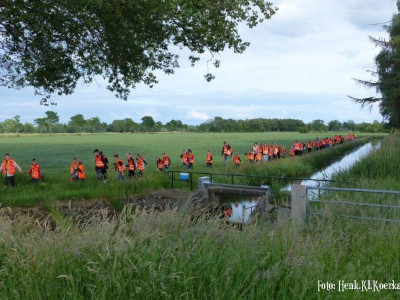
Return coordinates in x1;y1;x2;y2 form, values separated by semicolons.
241;205;257;224
167;170;354;190
306;186;400;223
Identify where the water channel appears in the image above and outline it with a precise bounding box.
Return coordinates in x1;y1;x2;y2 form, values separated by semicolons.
223;141;381;223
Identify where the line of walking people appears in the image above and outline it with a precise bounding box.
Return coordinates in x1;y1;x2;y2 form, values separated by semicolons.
70;150;149;183
1;134;356;187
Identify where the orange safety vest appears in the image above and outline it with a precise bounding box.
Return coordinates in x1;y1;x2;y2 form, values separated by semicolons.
116;159;125;173
223;145;228;155
127;158;136;171
274;146;279;155
290;148;295;156
224;208;233;218
95;155;105;168
163;156;170;167
206;154;213;164
157;159;164;170
307;142;312;149
280;147;286;155
256;152;262;161
30;164;41;179
224;145;233;156
182;153;188;164
188;153;194;164
247;153;255;161
77;164;85;179
263;146;269;155
233;155;241;165
2;158;15;175
136;158;145;171
268;146;274;156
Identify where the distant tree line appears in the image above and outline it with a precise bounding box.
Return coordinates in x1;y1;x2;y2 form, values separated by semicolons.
198;117;386;133
0;114;387;134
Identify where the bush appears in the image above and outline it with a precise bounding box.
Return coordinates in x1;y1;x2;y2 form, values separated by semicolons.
298;126;309;133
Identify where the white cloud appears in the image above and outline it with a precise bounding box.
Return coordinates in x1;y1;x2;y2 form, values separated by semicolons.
187;110;210;121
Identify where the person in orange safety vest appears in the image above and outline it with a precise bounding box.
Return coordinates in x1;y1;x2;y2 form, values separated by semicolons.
126;153;136;179
93;149;108;183
181;150;188;169
136;154;147;177
255;151;263;162
233;153;241;166
155;157;164;172
113;154;126;182
70;157;78;181
162;153;171;172
0;153;23;188
76;160;85;182
28;158;41;186
223;207;233;218
222;141;233;166
289;147;295;157
280;146;286;158
206;151;213;168
187;149;194;169
246;152;255;163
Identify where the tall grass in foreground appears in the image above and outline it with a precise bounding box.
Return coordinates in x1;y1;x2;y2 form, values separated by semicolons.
0;207;400;299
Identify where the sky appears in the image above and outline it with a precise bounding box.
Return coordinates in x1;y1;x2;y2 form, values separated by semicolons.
0;0;398;125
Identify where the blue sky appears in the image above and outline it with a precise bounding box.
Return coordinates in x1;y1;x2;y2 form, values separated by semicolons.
0;0;397;125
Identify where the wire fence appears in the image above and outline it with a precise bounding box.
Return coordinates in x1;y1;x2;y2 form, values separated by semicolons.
306;186;400;223
167;170;354;190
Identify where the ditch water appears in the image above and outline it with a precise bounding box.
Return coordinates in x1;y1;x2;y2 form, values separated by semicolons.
221;194;261;223
222;141;381;223
285;141;381;190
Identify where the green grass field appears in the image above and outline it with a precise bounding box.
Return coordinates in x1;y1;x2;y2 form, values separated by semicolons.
0;132;382;206
0;134;398;299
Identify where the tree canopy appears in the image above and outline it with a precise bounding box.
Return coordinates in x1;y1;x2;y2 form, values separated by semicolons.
351;1;400;128
0;0;276;104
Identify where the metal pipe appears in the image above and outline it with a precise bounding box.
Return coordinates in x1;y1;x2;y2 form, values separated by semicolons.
307;186;400;195
309;200;400;209
166;170;354;185
309;212;400;223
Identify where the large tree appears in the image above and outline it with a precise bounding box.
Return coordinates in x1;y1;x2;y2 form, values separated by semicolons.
34;117;48;134
141;116;155;131
350;2;400;128
45;111;60;133
69;114;86;131
0;1;276;104
88;117;101;133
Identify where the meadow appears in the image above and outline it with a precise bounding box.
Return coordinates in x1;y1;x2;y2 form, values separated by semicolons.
0;132;382;206
0;133;398;299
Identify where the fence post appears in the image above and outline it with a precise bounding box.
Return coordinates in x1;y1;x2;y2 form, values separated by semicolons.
318;181;321;198
291;184;307;228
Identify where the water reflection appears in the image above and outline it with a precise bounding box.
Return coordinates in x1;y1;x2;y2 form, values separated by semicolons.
222;196;261;223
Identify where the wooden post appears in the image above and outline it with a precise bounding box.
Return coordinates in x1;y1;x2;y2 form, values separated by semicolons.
291;184;307;227
242;205;246;225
